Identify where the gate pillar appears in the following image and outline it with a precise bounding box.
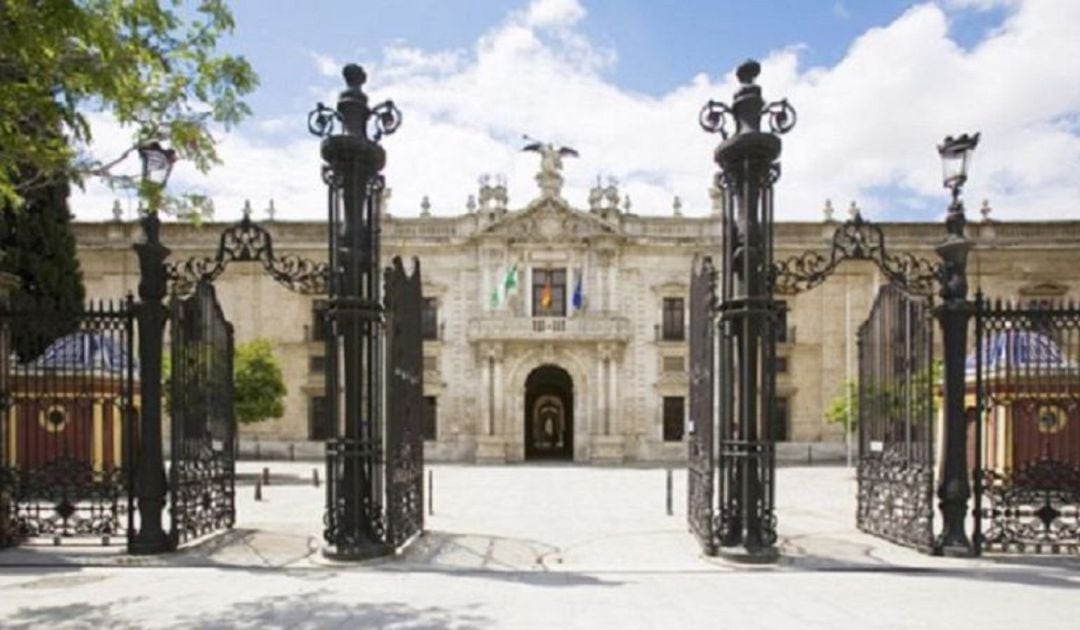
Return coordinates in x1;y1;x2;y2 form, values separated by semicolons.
129;212;171;554
700;60;795;561
311;64;402;559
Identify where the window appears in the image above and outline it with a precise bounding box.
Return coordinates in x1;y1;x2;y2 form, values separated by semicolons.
421;297;439;340
775;357;788;374
662;396;685;442
662;297;685;341
775;301;789;342
311;300;328;341
423;396;437;441
773;397;790;442
532;268;567;316
423;355;438;372
309;396;331;440
662;355;685;373
309;355;326;373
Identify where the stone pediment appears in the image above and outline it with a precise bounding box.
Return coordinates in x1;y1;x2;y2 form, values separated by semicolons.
478;198;619;242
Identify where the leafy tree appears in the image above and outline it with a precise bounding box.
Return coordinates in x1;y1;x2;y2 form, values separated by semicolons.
0;0;258;213
824;361;944;434
0;177;85;361
824;378;860;433
162;340;286;426
233;339;286;425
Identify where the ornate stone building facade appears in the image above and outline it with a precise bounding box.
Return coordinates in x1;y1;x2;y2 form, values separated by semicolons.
72;168;1080;463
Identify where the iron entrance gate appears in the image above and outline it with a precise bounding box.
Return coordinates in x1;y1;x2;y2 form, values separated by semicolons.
0;298;136;547
687;256;717;553
383;257;424;548
973;297;1080;554
855;283;937;552
167;280;236;548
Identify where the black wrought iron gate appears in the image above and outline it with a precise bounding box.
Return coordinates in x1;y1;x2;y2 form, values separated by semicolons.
687;256;717;553
384;256;424;548
855;283;937;552
167;280;236;548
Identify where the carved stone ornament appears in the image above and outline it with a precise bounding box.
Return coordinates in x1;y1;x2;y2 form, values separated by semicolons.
480;199;618;243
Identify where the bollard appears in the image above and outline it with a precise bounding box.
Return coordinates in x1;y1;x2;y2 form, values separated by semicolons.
289;444;295;461
255;437;261;461
255;479;263;501
428;469;434;516
313;468;320;488
263;467;270;485
665;468;673;516
807;444;813;466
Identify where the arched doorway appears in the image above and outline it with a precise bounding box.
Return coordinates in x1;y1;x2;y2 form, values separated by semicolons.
524;365;573;460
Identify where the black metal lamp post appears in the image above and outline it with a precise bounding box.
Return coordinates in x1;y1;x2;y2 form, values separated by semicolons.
129;141;176;554
309;64;401;559
700;60;795;561
935;132;979;556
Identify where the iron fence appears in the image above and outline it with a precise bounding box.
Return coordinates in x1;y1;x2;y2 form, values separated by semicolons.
0;297;136;547
973;296;1080;554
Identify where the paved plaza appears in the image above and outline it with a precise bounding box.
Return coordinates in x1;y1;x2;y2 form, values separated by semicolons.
1;462;1079;628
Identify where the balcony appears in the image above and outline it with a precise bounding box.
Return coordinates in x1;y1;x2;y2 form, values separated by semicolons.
467;315;632;343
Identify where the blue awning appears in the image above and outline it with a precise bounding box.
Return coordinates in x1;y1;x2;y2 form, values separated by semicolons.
28;332;137;373
965;329;1075;375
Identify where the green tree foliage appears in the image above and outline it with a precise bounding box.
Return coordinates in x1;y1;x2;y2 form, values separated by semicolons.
0;0;258;212
824;361;944;434
233;339;286;425
0;177;86;361
824;378;859;433
163;340;286;425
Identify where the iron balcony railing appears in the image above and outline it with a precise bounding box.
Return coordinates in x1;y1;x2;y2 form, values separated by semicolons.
467;314;632;342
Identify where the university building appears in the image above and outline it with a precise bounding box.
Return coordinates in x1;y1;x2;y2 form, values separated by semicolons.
72;162;1080;463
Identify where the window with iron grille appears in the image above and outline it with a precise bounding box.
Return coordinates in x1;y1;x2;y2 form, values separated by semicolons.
309;355;326;373
773;396;790;442
423;355;437;372
662;297;685;341
662;396;685;442
422;297;439;340
423;396;437;441
309;396;331;440
531;268;567;317
311;300;328;341
775;356;788;373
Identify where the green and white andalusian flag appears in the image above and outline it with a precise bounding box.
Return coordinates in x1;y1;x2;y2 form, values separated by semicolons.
490;262;519;308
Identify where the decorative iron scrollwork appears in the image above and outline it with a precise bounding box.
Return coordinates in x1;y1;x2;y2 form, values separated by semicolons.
763;99;797;135
166;213;329;295
771;212;940;296
307;103;342;138
699;100;734;139
979;460;1080;554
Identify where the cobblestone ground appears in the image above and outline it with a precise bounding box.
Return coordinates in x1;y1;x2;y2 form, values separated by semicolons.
1;463;1079;629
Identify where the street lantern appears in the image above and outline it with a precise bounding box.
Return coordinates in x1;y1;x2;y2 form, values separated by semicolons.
937;133;979;198
137;142;176;185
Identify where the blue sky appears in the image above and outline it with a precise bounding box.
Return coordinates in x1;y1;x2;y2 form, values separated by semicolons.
74;0;1079;223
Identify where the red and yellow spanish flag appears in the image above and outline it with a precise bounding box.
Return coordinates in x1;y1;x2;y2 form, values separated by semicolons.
540;274;553;309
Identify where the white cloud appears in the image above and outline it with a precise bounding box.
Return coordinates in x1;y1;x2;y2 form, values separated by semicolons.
71;0;1080;224
522;0;586;29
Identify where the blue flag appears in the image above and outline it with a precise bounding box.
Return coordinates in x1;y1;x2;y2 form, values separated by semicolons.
571;270;584;311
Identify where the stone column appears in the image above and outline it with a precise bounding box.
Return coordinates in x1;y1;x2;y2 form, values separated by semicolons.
475;343;505;463
592;343;624;463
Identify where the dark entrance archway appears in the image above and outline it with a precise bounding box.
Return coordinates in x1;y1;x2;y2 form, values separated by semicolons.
524;365;573;461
